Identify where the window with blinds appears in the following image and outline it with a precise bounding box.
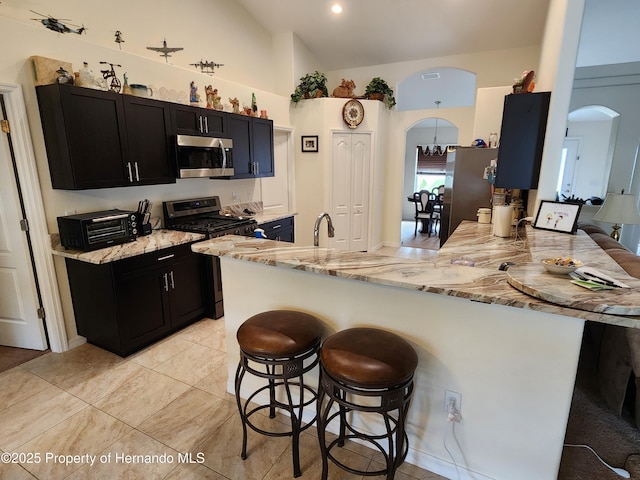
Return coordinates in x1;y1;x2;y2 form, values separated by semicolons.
416;146;447;174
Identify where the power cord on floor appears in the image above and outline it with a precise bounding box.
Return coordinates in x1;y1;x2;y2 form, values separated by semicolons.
444;403;462;480
563;443;630;478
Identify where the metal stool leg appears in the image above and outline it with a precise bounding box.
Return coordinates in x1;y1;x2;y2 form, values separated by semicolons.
234;361;249;460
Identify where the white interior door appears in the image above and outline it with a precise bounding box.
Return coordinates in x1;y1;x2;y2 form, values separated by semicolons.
0;105;47;350
331;132;370;251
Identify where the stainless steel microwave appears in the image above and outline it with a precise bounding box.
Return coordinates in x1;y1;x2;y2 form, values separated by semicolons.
175;135;234;178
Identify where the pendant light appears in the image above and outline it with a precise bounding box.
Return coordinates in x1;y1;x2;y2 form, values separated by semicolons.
433;100;442;155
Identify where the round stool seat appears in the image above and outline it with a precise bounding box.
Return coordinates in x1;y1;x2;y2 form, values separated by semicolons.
320;327;418;388
237;310;323;358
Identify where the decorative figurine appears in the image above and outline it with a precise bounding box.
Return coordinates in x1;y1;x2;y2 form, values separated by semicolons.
77;62;95;88
251;93;257;116
190;59;224;76
147;39;184;63
114;30;124;49
56;67;74;85
205;85;222;109
189;82;199;105
122;73;132;95
332;79;356;98
229;97;240;114
512;70;535;94
99;61;122;93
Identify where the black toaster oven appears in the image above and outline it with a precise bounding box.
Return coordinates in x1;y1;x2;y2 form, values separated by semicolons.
57;209;138;251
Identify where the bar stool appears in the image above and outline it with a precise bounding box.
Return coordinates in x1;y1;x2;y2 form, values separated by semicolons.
235;310;323;478
317;327;418;480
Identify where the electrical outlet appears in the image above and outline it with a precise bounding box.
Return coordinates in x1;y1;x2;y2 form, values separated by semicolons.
444;389;462;413
247;190;253;201
232;192;239;202
64;210;76;216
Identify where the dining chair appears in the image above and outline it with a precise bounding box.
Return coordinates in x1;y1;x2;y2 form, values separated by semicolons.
413;191;432;236
428;192;442;237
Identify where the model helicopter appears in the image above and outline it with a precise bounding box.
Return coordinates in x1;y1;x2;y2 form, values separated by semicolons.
190;59;224;75
114;31;124;49
146;39;183;63
31;11;86;35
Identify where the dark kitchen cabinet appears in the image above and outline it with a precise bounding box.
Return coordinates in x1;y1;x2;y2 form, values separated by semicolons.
495;92;551;190
172;104;226;137
36;84;175;189
226;115;274;178
122;95;175;185
259;216;294;243
65;243;207;356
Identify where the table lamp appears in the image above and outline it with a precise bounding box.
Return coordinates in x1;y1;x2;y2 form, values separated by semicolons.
592;191;640;240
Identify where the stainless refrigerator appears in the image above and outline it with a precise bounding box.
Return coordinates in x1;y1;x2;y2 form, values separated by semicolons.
440;147;498;246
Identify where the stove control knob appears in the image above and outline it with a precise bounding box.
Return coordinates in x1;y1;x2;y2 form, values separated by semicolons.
233;229;241;235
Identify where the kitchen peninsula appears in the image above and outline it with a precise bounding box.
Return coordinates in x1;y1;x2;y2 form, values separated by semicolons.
192;222;640;480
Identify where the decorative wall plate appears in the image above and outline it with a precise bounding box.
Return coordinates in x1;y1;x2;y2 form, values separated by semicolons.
342;99;364;129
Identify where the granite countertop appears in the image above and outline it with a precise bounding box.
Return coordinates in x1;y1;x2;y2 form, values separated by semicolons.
191;221;640;328
51;230;205;264
221;201;296;225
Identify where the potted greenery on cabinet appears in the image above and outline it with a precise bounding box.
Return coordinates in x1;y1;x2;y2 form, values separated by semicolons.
365;77;396;109
291;71;329;103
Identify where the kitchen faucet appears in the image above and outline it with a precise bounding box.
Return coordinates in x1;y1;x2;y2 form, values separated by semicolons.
314;212;335;247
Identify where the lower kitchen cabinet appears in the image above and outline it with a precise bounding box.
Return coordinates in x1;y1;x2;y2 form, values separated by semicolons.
259;216;294;243
65;243;207;356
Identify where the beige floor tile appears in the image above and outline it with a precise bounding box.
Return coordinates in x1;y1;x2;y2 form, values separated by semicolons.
198;413;291;480
176;318;224;344
129;335;195;369
263;430;369;479
163;462;227;479
196;329;227;352
138;387;236;452
17;406;132;480
21;343;124;385
65;430;178;480
0;385;87;451
0;461;37;480
153;343;226;385
194;362;234;401
94;369;190;427
56;359;146;404
0;367;52;411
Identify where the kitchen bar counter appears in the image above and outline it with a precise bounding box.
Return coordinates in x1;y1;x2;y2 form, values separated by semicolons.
192;221;640;328
51;230;205;264
191;221;636;480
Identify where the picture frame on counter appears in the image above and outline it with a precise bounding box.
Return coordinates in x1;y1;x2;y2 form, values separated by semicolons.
301;135;318;152
533;200;582;234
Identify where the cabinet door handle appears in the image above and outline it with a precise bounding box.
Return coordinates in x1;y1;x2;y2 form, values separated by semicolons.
134;162;140;182
256;162;259;175
157;254;175;262
199;116;203;133
169;271;175;290
126;162;133;182
271;224;281;229
163;273;169;292
204;117;209;133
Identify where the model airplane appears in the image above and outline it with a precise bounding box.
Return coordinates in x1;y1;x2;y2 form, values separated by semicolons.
146;39;183;63
190;59;224;75
31;11;86;35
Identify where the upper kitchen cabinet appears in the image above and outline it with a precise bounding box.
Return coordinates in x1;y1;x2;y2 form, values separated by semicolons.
227;115;274;178
495;92;551;190
36;84;175;189
122;95;175;185
171;104;226;137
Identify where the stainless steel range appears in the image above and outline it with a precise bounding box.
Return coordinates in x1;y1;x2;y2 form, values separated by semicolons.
163;196;257;319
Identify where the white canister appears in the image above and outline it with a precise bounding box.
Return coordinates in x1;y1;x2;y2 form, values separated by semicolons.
477;208;492;224
493;205;514;237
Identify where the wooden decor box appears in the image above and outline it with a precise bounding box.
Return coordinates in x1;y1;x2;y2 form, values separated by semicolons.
29;55;73;86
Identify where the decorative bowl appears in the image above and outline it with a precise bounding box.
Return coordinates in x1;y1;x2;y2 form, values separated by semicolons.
541;257;584;274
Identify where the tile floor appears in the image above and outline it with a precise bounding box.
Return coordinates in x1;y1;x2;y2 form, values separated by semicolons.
0;318;445;480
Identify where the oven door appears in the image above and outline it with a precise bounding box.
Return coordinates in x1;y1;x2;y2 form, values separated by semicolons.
176;135;234;178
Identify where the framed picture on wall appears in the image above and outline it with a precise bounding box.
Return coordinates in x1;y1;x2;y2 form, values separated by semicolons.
533;200;582;234
301;135;318;152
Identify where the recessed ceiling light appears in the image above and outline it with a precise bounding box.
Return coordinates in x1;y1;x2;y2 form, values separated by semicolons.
331;4;343;14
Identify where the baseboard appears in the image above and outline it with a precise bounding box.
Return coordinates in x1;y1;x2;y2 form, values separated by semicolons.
67;335;87;350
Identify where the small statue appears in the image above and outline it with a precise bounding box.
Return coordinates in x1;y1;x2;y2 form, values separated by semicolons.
205;85;221;109
229;97;240;114
332;79;355;98
189;81;198;105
